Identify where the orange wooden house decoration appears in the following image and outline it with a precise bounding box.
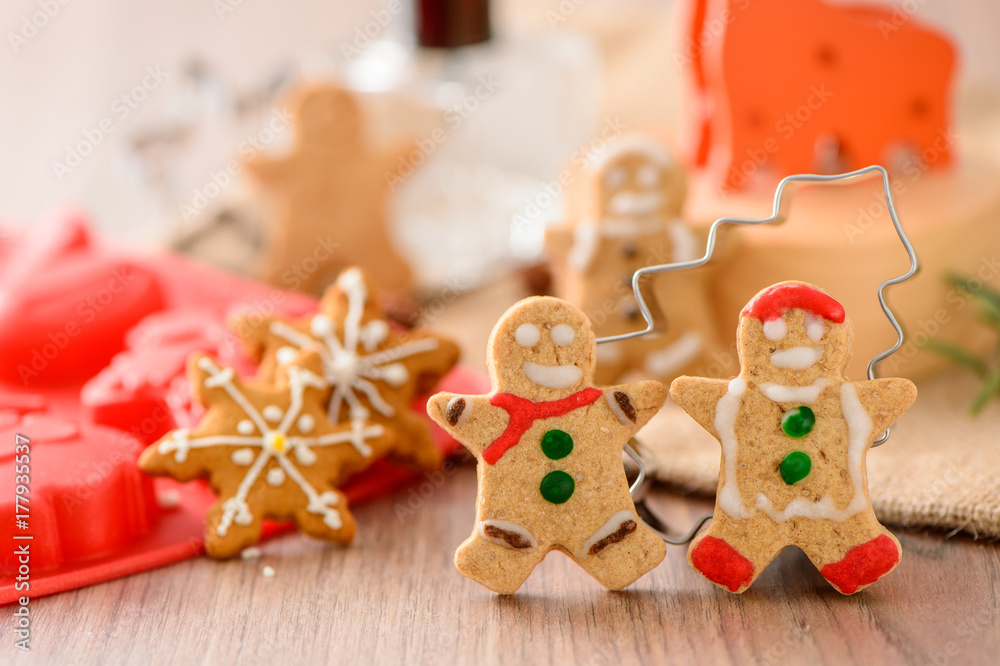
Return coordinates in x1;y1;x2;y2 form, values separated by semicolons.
677;0;957;190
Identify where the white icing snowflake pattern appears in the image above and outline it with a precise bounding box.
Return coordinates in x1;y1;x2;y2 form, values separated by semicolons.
268;267;439;422
155;357;385;537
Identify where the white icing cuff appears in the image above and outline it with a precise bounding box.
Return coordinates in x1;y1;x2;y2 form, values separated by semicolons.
581;510;637;556
605;392;632;426
478;520;537;552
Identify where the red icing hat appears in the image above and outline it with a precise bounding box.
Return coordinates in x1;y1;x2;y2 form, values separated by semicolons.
742;283;846;323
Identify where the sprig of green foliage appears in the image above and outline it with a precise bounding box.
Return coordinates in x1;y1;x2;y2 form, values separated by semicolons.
924;274;1000;415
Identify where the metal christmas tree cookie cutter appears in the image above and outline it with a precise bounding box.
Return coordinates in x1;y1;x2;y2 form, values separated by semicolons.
606;165;920;544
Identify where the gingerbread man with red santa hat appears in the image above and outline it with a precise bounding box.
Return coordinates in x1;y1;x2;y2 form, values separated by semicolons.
670;281;916;594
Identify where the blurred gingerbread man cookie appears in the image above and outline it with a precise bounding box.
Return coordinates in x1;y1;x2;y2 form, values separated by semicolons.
670;282;917;594
428;296;667;594
246;83;413;294
139;350;393;558
547;135;718;385
235;266;459;471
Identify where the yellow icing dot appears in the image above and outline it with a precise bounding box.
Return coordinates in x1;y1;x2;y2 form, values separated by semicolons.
265;431;286;453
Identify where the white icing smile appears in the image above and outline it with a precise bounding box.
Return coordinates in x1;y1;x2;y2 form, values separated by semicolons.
607;191;663;217
769;346;823;369
522;362;582;389
758;378;829;403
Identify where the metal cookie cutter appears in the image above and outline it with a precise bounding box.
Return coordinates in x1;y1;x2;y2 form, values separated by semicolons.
606;165;920;545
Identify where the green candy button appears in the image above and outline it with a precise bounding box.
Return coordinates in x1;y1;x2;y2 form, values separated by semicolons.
541;429;573;460
780;451;812;485
781;405;815;438
539;470;575;504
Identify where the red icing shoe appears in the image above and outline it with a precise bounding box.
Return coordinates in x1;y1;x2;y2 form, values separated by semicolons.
820;534;900;594
690;535;755;592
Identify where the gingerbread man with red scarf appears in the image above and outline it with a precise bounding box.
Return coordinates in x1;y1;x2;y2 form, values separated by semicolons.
428;296;667;594
671;281;916;594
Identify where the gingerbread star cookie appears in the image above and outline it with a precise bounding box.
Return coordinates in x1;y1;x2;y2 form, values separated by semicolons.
670;281;917;594
138;350;393;558
245;83;413;294
427;296;667;594
235;266;459;472
546;135;718;385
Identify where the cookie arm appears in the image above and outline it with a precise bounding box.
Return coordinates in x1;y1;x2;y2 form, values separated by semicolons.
668;376;730;437
426;393;504;457
852;378;918;434
604;380;669;434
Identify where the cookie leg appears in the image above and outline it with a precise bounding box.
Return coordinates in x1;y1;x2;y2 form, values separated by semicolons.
811;529;901;595
575;510;666;590
455;521;546;595
687;515;779;593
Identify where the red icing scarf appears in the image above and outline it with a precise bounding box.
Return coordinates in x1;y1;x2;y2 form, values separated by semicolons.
482;387;603;465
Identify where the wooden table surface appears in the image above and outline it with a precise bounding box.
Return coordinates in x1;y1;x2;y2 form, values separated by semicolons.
8;463;999;666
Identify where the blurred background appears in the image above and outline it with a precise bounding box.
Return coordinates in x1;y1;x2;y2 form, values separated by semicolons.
2;0;998;280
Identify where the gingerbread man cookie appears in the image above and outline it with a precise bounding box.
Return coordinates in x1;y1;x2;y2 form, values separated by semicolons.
427;296;667;594
138;350;393;558
246;83;413;294
670;282;917;594
235;266;459;472
546;135;717;385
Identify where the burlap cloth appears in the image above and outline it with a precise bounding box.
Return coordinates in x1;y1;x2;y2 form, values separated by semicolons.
635;370;1000;539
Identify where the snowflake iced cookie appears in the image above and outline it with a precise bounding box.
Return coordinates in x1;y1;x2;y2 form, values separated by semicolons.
546;135;717;384
427;296;667;594
670;282;917;594
138;350;393;558
235;266;459;472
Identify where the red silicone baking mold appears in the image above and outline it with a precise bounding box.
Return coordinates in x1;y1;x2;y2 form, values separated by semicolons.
0;209;486;604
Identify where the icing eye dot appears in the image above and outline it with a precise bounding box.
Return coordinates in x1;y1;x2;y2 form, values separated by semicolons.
296;414;315;434
806;315;825;342
276;346;297;365
762;318;787;342
515;323;541;348
311;314;334;337
237;419;255;435
604;166;626;188
637;165;660;187
550;324;576;347
262;405;283;423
